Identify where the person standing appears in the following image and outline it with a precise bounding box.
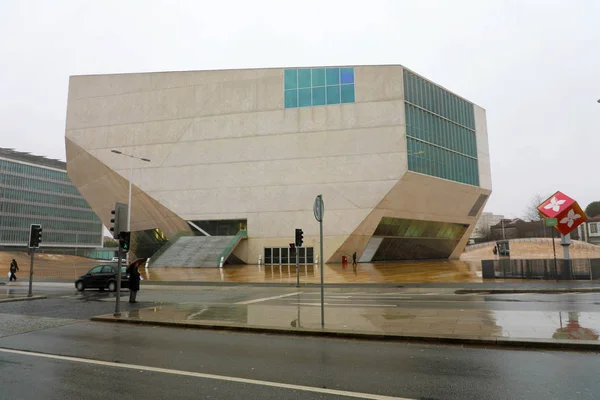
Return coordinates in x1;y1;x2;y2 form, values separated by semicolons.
128;263;141;303
352;252;357;267
9;259;19;281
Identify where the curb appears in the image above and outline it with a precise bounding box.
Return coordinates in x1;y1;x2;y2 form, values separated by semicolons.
455;288;600;295
0;296;46;303
90;316;600;351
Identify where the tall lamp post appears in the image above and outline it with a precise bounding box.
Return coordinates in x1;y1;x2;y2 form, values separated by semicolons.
111;149;151;233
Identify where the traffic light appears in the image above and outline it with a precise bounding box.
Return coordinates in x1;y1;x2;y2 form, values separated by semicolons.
119;231;131;253
109;202;128;239
110;209;119;239
295;228;304;247
28;224;42;248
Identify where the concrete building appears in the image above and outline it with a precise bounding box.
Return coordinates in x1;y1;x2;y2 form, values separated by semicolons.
577;216;600;245
64;65;491;266
0;148;103;249
471;212;504;241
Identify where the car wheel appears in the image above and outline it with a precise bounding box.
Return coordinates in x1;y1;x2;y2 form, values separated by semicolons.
76;281;85;292
108;281;116;292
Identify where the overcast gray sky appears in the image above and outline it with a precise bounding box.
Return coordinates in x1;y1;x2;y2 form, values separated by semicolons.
1;0;599;218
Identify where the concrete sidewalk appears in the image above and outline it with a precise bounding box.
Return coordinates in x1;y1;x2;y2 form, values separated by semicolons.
92;300;600;350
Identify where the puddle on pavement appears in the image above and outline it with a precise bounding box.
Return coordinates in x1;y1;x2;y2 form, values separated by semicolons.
119;303;600;341
143;259;483;284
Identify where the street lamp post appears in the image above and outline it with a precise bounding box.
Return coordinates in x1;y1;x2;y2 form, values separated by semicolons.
111;149;151;233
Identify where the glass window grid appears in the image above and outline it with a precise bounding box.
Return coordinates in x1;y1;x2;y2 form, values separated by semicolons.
264;247;315;265
0;159;102;247
403;70;475;130
405;104;477;157
284;67;355;108
406;137;479;186
403;70;479;186
0;159;71;183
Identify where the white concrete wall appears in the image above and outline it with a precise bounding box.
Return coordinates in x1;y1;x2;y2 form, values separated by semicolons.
474;105;492;191
65;65;490;262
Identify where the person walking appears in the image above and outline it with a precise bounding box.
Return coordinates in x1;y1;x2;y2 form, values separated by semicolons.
352;252;357;267
128;263;141;303
9;259;19;282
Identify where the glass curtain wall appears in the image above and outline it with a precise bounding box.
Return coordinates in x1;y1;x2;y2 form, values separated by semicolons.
0;158;102;247
372;217;468;260
404;70;479;186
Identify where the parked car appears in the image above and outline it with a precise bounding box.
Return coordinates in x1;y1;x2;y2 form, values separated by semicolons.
75;265;129;292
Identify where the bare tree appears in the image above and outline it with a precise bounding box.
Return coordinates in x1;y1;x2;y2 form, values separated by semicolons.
523;194;549;222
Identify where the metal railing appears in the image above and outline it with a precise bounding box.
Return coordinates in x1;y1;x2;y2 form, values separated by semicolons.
216;229;247;268
482;258;600;280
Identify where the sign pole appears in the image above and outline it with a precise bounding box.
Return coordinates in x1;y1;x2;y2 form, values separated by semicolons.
28;248;34;297
319;217;324;328
552;227;558;281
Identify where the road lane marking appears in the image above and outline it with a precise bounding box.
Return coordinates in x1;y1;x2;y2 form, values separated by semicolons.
236;292;303;305
0;347;413;400
291;303;396;307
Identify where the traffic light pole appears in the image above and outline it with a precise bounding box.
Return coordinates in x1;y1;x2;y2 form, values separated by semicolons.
27;248;35;297
296;248;300;288
115;250;122;316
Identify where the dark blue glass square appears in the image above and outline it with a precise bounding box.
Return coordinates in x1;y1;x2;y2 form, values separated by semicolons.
340;68;354;84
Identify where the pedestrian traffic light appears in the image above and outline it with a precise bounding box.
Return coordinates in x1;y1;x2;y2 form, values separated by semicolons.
28;224;42;248
119;231;131;253
295;228;303;247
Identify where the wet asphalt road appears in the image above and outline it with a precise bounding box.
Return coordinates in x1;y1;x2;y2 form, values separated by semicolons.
1;284;600;399
0;321;599;400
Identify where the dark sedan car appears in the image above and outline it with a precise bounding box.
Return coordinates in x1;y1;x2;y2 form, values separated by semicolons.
75;265;129;292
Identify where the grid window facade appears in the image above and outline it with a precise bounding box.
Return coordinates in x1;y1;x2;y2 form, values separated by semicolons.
284;67;355;108
403;70;479;186
0;158;102;247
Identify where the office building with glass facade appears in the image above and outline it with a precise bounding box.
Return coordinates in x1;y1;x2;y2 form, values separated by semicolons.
0;148;103;249
65;65;491;264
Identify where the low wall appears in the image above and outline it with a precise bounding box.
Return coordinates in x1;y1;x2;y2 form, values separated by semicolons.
481;258;600;280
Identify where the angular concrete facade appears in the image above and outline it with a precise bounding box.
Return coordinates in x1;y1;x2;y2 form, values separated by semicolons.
65;65;491;264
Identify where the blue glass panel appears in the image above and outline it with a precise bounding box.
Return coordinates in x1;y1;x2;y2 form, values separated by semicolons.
312;87;326;106
340;84;355;103
340;68;354;84
284;89;298;108
311;68;325;86
326;85;340;104
284;69;297;90
326;68;340;85
298;69;311;89
298;88;312;107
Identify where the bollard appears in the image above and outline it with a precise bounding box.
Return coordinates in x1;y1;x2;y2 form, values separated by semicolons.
219;257;224;268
